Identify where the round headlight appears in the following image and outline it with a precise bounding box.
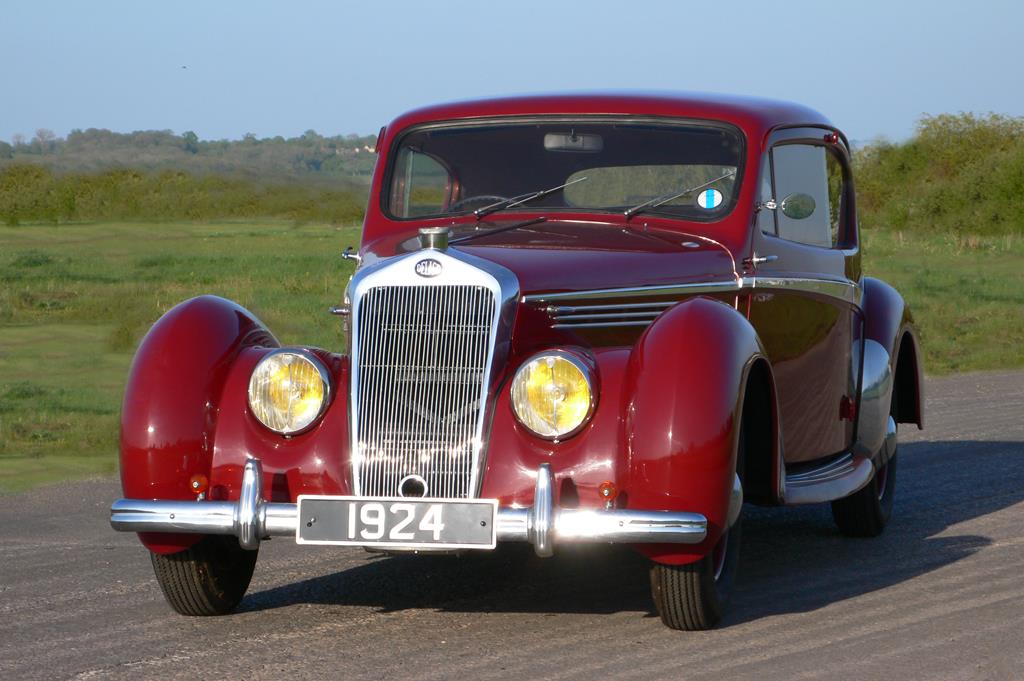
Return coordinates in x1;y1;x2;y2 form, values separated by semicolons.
248;350;330;434
510;351;595;440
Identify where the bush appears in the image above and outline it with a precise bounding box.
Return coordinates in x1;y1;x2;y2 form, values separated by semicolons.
854;113;1024;236
0;165;367;224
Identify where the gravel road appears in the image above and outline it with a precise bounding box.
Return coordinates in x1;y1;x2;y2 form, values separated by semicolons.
2;371;1022;681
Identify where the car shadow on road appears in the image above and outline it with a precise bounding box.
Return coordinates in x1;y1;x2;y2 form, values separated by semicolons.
242;439;1023;624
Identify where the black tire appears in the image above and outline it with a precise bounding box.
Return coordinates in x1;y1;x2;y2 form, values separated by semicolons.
831;381;899;537
150;535;258;616
650;519;742;630
831;452;897;537
650;426;745;631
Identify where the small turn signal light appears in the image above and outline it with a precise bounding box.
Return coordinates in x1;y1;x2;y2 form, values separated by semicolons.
189;474;209;495
598;481;618;502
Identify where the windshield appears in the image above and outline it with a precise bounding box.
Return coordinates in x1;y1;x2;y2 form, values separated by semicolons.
385;118;744;221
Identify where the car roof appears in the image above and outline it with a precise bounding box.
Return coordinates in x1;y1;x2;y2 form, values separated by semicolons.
385;91;834;138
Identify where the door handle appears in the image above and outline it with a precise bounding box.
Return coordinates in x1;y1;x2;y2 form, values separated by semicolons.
751;254;778;265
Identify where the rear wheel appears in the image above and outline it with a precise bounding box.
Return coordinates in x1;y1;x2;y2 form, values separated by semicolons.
831;452;897;537
832;383;899;537
150;535;258;616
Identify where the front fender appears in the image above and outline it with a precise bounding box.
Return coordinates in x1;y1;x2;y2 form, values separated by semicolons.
624;296;765;565
120;296;278;554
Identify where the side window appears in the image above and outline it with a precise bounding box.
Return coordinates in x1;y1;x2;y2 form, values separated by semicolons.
388;149;451;217
826;151;844;245
771;144;833;248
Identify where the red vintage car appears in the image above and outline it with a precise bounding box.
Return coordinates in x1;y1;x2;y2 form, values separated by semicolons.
111;93;923;630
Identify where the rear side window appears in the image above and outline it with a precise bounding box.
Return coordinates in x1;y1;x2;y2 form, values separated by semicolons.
771;144;833;247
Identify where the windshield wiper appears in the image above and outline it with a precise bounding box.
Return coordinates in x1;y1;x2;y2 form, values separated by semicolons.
623;170;737;220
473;177;588;220
449;216;547;245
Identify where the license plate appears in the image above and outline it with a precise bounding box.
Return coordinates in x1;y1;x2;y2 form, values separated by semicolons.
295;496;498;549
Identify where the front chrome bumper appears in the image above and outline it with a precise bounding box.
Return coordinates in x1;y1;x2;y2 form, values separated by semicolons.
110;459;708;557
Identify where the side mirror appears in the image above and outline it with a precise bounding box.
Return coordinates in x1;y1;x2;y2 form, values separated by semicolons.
780;193;816;220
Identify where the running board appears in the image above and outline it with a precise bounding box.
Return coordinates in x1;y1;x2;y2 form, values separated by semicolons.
783;453;874;505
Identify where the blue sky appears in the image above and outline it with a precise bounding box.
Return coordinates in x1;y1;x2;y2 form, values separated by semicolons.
2;0;1021;143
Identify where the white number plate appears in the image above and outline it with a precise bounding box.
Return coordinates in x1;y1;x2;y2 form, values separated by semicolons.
295;496;498;549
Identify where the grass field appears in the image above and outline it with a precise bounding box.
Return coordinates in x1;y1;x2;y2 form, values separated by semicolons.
862;229;1024;374
1;221;1021;492
0;221;360;492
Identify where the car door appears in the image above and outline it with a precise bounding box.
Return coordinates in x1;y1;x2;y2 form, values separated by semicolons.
746;128;863;464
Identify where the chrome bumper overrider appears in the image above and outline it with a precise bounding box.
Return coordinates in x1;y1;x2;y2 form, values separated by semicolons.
110;460;708;556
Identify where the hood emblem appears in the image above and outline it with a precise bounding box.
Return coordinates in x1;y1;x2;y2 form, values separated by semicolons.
415;258;443;278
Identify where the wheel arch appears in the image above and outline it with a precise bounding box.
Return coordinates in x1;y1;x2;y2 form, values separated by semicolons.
893;328;924;429
738;356;784;505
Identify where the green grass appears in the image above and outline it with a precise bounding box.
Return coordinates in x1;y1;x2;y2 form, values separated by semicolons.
862;229;1024;374
1;220;1021;493
0;220;360;493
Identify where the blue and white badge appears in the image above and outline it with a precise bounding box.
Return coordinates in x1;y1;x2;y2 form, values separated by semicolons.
697;188;723;210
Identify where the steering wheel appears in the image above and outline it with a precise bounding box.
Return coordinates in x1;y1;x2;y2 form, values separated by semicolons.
448;195;509;212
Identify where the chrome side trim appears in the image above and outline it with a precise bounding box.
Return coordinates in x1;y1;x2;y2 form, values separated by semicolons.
524;280;740;304
555;310;670;320
549;303;670;329
549;301;675;313
528;275;863;328
783;453;874;505
553;321;654;329
111;460;708;554
786;453;857;486
740;275;862;307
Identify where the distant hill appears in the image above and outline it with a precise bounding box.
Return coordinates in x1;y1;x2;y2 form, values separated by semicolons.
0;128;378;185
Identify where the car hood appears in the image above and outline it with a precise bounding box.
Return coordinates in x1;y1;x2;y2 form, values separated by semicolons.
363;219;739;297
439;219;739;296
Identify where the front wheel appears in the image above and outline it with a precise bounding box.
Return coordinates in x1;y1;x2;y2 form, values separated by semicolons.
649;520;742;630
651;423;744;631
150;535;258;616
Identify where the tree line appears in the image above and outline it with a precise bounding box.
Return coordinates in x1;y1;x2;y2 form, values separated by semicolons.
1;113;1021;234
0;128;378;182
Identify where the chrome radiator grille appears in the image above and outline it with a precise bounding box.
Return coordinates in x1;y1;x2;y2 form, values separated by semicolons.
353;284;497;499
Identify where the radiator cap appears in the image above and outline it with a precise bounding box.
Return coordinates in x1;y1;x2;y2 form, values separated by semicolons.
418;226;450;250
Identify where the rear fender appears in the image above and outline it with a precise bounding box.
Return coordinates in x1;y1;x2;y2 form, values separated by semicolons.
857;279;924;463
623;296;767;566
120;296;278;554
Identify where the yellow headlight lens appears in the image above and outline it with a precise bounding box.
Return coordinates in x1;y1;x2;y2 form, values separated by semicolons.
248;351;328;434
511;352;594;439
